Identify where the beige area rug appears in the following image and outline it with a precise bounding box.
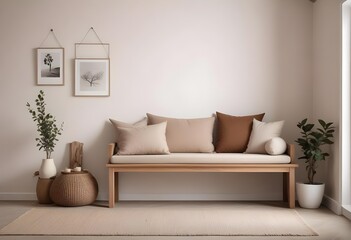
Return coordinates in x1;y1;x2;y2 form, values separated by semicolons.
0;202;317;236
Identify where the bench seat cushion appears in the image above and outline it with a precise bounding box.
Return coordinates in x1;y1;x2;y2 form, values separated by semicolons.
110;153;291;164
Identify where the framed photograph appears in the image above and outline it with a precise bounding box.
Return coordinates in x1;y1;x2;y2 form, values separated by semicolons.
75;58;110;96
37;48;64;85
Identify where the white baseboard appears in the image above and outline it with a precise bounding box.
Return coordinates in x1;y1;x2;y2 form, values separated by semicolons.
0;192;109;202
322;195;342;215
342;205;351;220
0;193;37;201
105;192;282;201
1;192;282;202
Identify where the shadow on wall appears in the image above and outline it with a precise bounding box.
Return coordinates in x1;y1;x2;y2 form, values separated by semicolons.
57;143;72;172
32;49;36;85
78;120;115;199
70;59;75;96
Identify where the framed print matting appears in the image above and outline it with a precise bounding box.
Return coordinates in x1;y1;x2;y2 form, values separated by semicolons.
75;58;110;96
37;48;64;85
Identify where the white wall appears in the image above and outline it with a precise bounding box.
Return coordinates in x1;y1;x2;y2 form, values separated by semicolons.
312;0;343;211
0;0;313;201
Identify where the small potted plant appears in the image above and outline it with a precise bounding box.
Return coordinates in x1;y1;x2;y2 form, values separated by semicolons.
27;90;63;179
295;118;334;208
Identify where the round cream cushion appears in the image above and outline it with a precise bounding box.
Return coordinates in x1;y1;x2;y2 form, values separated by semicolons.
264;137;287;155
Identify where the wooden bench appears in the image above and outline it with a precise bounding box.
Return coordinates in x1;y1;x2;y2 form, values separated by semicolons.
106;143;298;208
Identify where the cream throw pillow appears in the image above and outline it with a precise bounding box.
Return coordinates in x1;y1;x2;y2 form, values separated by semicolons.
147;113;215;153
264;137;287;155
117;122;170;155
246;119;284;154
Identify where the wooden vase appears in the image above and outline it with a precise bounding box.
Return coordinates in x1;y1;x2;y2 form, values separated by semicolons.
36;178;54;204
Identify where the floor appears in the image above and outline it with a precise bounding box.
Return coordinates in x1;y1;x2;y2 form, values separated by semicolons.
0;201;350;240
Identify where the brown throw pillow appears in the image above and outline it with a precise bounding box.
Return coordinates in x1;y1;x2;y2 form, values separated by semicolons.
215;112;265;153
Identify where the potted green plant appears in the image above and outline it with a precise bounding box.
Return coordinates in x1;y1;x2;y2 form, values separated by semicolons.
27;90;63;179
295;118;334;208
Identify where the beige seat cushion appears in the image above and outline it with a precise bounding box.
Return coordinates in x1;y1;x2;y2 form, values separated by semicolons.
111;153;291;164
147;113;215;153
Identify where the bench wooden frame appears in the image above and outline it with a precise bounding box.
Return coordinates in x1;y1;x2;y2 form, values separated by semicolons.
106;143;298;208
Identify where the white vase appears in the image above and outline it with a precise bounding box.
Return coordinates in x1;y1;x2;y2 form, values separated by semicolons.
39;158;57;179
296;182;325;209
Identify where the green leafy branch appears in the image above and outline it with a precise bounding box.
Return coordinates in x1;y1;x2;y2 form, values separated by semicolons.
26;90;63;159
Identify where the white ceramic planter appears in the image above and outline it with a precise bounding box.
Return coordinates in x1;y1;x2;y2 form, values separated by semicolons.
296;182;325;209
39;158;57;179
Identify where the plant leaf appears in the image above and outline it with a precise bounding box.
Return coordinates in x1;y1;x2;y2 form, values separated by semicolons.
318;119;326;128
302;124;314;132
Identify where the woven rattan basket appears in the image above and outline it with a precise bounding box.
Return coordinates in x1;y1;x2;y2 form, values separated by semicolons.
50;171;98;206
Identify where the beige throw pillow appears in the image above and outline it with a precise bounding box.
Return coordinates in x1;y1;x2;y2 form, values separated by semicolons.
147;113;215;153
245;119;284;154
117;122;170;155
109;117;147;142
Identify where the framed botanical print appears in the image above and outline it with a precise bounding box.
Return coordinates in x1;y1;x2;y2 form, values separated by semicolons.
75;58;110;96
37;48;64;85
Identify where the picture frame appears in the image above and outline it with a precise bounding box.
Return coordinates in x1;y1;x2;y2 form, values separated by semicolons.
75;58;110;97
37;48;64;85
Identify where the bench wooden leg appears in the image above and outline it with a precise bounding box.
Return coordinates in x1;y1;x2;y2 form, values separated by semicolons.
283;172;288;202
115;172;119;202
288;168;295;208
109;168;115;208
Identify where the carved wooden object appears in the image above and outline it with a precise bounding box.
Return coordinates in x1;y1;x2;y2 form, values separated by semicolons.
70;141;83;168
